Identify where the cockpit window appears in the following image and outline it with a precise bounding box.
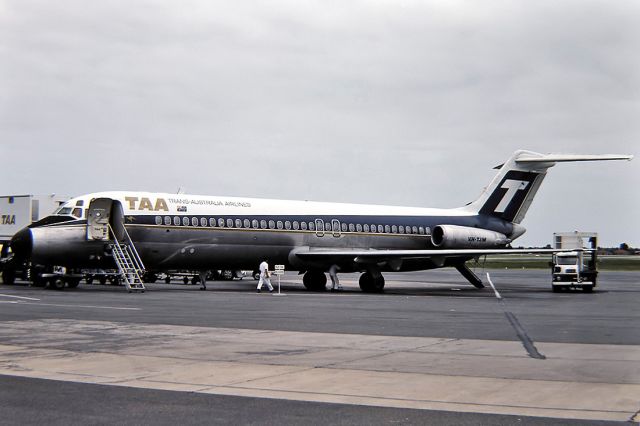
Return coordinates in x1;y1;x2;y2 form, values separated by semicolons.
56;207;73;215
55;205;82;218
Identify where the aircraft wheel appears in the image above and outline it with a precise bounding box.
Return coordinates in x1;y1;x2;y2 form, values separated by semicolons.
191;276;200;285
31;271;47;287
50;278;65;290
144;273;157;284
253;271;260;281
98;276;107;285
303;270;327;291
552;285;561;293
582;285;593;293
1;269;16;285
359;271;385;293
164;276;171;284
85;276;94;285
66;278;80;288
183;276;189;285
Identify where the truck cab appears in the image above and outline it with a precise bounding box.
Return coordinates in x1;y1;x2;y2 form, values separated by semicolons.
551;232;598;292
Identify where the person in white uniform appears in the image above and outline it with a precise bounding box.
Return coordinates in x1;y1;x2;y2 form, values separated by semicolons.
256;260;274;293
329;264;343;291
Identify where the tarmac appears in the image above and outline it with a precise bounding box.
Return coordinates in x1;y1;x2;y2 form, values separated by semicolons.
0;268;638;425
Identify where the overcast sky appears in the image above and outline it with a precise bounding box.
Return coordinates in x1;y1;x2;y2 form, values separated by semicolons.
1;0;638;247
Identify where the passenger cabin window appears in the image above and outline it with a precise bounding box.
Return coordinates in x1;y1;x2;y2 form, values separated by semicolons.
173;216;180;226
252;219;259;228
277;220;283;229
399;226;404;234
244;219;250;228
155;216;162;225
370;224;376;233
292;221;299;230
378;225;384;233
392;225;398;233
341;223;347;232
236;219;242;228
356;224;362;232
363;224;370;232
227;219;233;227
192;217;198;226
183;217;189;226
384;225;390;233
260;220;267;229
268;220;275;229
301;221;307;230
418;226;424;234
325;222;332;232
218;218;225;227
285;221;291;230
412;226;418;234
164;216;171;226
309;222;315;231
348;223;355;232
209;218;216;227
201;217;208;227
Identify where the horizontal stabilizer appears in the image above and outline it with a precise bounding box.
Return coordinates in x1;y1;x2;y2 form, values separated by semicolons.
515;153;633;164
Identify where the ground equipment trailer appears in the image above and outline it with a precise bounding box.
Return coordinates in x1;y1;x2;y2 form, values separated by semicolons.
551;232;598;292
1;194;69;284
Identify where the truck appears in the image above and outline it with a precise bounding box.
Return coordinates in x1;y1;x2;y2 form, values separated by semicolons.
1;194;69;284
551;232;598;292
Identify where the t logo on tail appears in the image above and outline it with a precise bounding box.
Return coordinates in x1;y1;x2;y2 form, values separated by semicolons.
495;180;529;213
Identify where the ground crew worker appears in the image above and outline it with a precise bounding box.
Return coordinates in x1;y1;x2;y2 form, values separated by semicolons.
256;259;274;293
329;264;343;291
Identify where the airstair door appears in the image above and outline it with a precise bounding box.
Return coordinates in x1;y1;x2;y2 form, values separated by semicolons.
87;198;112;241
86;198;125;241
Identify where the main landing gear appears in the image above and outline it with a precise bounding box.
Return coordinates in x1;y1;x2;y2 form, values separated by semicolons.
302;269;386;293
303;270;327;291
358;270;385;293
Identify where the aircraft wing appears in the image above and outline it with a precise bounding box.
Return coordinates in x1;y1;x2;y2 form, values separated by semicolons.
294;247;573;262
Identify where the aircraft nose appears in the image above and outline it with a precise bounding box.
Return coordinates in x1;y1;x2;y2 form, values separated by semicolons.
10;227;33;261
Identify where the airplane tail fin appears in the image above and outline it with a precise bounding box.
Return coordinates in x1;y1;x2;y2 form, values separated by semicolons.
464;150;632;224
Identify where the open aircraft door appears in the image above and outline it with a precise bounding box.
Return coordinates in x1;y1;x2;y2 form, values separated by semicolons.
86;198;125;241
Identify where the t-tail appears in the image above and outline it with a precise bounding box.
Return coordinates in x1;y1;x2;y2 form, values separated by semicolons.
464;150;633;225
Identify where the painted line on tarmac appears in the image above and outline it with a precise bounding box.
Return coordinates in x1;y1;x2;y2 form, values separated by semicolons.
486;276;502;300
5;301;141;311
0;293;40;301
486;273;546;360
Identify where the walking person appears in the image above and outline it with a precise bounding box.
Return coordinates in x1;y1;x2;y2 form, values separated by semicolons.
256;259;274;293
329;264;343;291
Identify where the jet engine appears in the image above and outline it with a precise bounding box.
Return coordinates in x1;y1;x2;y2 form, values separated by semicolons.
431;225;510;249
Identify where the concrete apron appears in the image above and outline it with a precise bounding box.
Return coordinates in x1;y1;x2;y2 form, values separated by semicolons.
0;319;638;422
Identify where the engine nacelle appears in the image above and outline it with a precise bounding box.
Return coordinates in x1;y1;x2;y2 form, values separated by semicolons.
431;225;510;249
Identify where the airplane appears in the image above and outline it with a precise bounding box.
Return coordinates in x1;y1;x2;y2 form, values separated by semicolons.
3;150;633;292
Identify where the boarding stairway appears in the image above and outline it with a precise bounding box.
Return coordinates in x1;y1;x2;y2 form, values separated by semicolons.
107;224;146;292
